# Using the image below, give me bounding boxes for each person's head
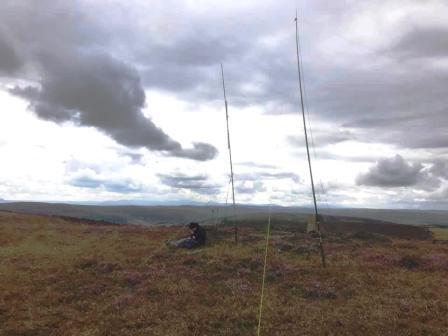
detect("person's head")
[188,222,199,230]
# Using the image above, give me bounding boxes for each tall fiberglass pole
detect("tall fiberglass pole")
[294,13,326,267]
[221,63,238,244]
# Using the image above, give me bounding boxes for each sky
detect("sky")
[0,0,447,209]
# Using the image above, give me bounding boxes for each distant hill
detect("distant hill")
[0,201,446,227]
[0,202,214,225]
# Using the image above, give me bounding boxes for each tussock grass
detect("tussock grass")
[431,227,448,241]
[1,212,448,335]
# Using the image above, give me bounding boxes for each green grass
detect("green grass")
[1,212,448,335]
[431,227,448,240]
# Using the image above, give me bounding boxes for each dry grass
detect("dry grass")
[1,212,448,335]
[431,227,448,241]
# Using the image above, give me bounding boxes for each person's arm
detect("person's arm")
[194,227,205,244]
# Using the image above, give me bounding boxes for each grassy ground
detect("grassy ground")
[1,212,448,335]
[431,227,448,241]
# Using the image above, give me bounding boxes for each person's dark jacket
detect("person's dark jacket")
[190,225,206,245]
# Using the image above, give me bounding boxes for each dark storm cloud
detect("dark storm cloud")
[135,2,448,152]
[140,63,217,94]
[0,0,217,161]
[291,60,446,149]
[169,142,217,161]
[429,160,448,180]
[343,105,448,149]
[307,24,448,150]
[356,155,429,187]
[158,173,220,195]
[123,152,144,164]
[9,54,216,160]
[141,34,249,93]
[70,175,143,193]
[138,2,448,152]
[0,32,23,75]
[388,26,448,60]
[125,2,321,111]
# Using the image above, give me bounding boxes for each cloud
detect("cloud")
[158,173,221,195]
[235,181,266,194]
[429,186,448,201]
[287,128,355,148]
[1,0,448,207]
[0,31,23,75]
[429,160,448,180]
[3,0,447,154]
[388,26,448,60]
[70,175,144,193]
[312,21,448,150]
[356,155,426,187]
[136,2,448,152]
[236,171,300,183]
[1,1,217,161]
[122,152,144,164]
[235,161,278,169]
[168,142,217,161]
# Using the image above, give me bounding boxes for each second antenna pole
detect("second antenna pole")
[221,63,238,244]
[294,13,326,267]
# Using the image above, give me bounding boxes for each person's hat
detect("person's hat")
[188,222,199,229]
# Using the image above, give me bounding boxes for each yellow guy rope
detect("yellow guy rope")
[257,205,272,335]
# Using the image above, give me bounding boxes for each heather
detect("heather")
[1,212,448,335]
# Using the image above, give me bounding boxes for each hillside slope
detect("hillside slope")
[1,212,448,335]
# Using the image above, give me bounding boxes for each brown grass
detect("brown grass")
[1,211,448,335]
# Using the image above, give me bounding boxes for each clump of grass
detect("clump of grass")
[397,255,422,269]
[431,227,448,240]
[302,281,338,300]
[349,231,392,243]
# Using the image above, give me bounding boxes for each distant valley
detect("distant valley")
[0,201,446,227]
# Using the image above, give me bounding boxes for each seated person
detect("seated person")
[167,222,206,249]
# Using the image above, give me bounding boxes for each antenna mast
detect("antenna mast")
[221,63,238,244]
[294,12,326,267]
